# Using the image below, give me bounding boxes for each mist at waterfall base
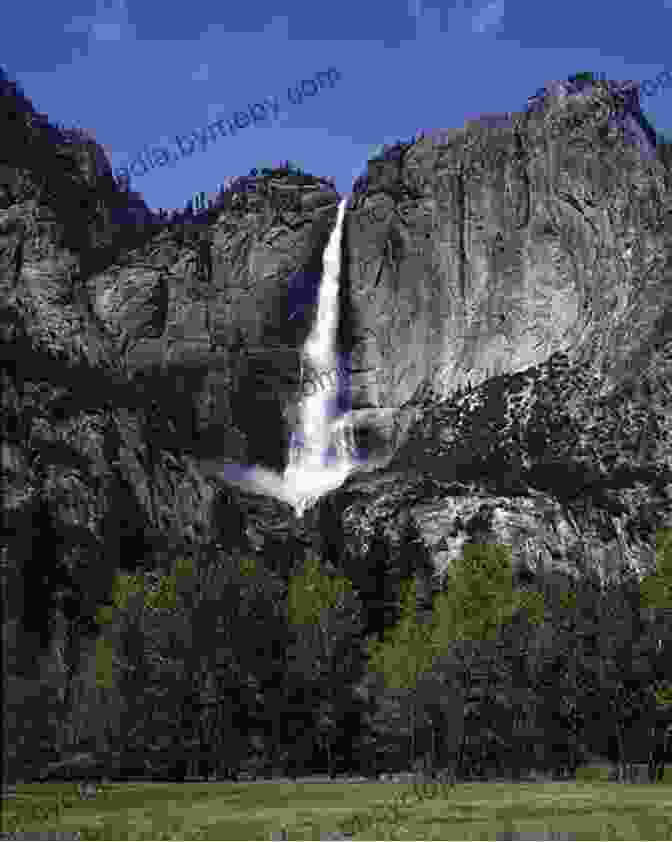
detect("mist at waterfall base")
[213,198,368,518]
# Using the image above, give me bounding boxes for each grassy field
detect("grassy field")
[2,771,672,840]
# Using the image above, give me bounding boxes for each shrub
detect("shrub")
[570,72,595,83]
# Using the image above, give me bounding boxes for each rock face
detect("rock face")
[331,75,671,585]
[333,346,671,587]
[2,67,671,691]
[344,77,668,410]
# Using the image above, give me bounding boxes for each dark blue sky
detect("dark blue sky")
[4,0,671,213]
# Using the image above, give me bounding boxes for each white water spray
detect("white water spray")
[208,197,360,517]
[282,197,358,516]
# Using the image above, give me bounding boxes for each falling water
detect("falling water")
[208,197,361,517]
[282,197,358,516]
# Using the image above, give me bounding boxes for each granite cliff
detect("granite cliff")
[2,69,671,696]
[333,75,671,587]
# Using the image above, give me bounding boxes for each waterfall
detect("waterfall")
[208,197,361,517]
[282,197,359,516]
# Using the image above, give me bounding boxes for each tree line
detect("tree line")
[6,524,672,785]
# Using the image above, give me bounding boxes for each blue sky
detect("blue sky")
[4,0,672,214]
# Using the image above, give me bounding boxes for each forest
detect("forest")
[7,522,672,787]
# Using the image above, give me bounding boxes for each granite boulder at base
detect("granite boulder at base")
[2,72,671,724]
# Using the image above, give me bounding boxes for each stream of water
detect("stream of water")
[211,197,362,517]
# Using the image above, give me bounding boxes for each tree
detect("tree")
[90,563,191,773]
[525,570,603,778]
[541,532,672,785]
[96,551,280,780]
[639,528,672,782]
[570,72,595,83]
[230,553,294,778]
[640,528,672,615]
[598,529,672,783]
[168,550,291,780]
[366,576,436,774]
[422,542,545,784]
[358,523,401,643]
[484,593,548,780]
[286,555,366,777]
[393,517,435,610]
[98,573,155,774]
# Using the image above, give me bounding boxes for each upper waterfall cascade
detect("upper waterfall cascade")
[211,197,362,517]
[283,197,360,517]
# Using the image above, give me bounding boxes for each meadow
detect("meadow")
[3,768,672,840]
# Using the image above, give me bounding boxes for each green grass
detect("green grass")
[3,776,672,840]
